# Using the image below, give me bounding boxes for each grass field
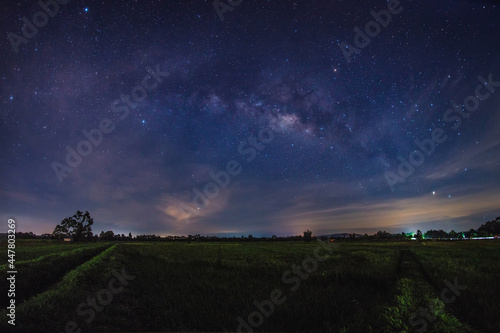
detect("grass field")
[1,240,499,332]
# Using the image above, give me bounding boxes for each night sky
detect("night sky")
[1,0,499,237]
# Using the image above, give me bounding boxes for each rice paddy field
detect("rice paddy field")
[1,239,499,332]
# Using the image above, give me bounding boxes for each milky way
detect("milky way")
[1,0,499,236]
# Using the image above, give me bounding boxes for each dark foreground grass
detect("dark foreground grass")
[410,241,500,332]
[1,240,499,332]
[1,244,121,333]
[383,248,473,332]
[6,239,109,262]
[0,242,112,308]
[104,242,399,332]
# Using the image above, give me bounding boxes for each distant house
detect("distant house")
[63,237,74,242]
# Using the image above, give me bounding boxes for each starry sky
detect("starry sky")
[1,0,499,237]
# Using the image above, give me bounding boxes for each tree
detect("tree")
[478,219,500,236]
[100,230,115,240]
[53,210,94,241]
[467,228,476,238]
[303,230,312,242]
[415,230,423,241]
[424,229,449,239]
[376,230,392,240]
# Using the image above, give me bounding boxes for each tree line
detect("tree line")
[3,211,499,242]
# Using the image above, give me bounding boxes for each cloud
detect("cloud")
[156,185,233,224]
[264,180,500,234]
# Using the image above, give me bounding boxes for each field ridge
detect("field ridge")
[383,248,474,332]
[1,243,114,308]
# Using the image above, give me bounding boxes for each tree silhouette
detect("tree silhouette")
[303,230,312,242]
[478,219,500,236]
[100,230,115,240]
[415,230,423,241]
[53,210,93,242]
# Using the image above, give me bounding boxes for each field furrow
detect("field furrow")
[383,248,475,332]
[1,243,113,308]
[1,240,499,332]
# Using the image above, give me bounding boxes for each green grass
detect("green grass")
[2,239,109,262]
[1,240,498,332]
[0,242,112,307]
[1,244,121,332]
[409,241,500,332]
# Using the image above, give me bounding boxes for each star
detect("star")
[1,0,499,246]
